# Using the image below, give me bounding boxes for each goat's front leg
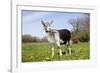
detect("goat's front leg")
[51,46,54,58]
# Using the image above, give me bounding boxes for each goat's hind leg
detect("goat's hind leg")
[58,47,62,57]
[66,41,72,55]
[68,40,72,55]
[56,42,62,57]
[68,46,71,55]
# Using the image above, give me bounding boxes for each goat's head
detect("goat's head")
[41,20,53,32]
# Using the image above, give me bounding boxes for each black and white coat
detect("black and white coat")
[47,29,71,45]
[41,20,71,58]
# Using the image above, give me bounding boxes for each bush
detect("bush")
[22,35,40,43]
[72,32,89,43]
[79,32,89,42]
[72,36,80,43]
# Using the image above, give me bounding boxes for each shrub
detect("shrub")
[79,32,89,42]
[22,35,40,43]
[72,32,89,43]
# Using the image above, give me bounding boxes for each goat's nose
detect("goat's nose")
[46,30,49,32]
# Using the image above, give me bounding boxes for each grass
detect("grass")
[22,42,90,62]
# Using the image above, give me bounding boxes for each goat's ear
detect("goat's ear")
[41,20,45,26]
[49,20,53,25]
[51,20,53,24]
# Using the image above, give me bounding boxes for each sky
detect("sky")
[22,10,84,38]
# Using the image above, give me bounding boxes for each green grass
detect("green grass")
[22,42,90,62]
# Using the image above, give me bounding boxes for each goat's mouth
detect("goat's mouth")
[46,30,49,32]
[46,30,51,32]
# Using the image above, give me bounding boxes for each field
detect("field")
[22,42,90,62]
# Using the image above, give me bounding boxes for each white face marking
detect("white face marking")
[46,26,51,31]
[42,21,52,32]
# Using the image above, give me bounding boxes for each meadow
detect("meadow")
[22,42,90,62]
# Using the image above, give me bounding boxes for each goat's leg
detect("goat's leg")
[65,41,68,55]
[68,46,71,55]
[56,42,62,57]
[68,41,71,55]
[58,47,62,57]
[66,41,71,55]
[51,47,54,58]
[65,46,68,55]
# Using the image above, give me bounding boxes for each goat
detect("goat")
[41,20,71,58]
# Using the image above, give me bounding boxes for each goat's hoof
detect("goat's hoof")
[66,54,68,56]
[51,56,54,59]
[69,53,71,55]
[69,51,72,55]
[46,57,51,61]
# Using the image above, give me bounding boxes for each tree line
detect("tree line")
[22,35,47,43]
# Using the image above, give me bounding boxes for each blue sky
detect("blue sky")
[22,10,84,38]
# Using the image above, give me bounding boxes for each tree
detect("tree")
[68,13,90,42]
[68,14,90,33]
[68,17,82,34]
[80,13,90,33]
